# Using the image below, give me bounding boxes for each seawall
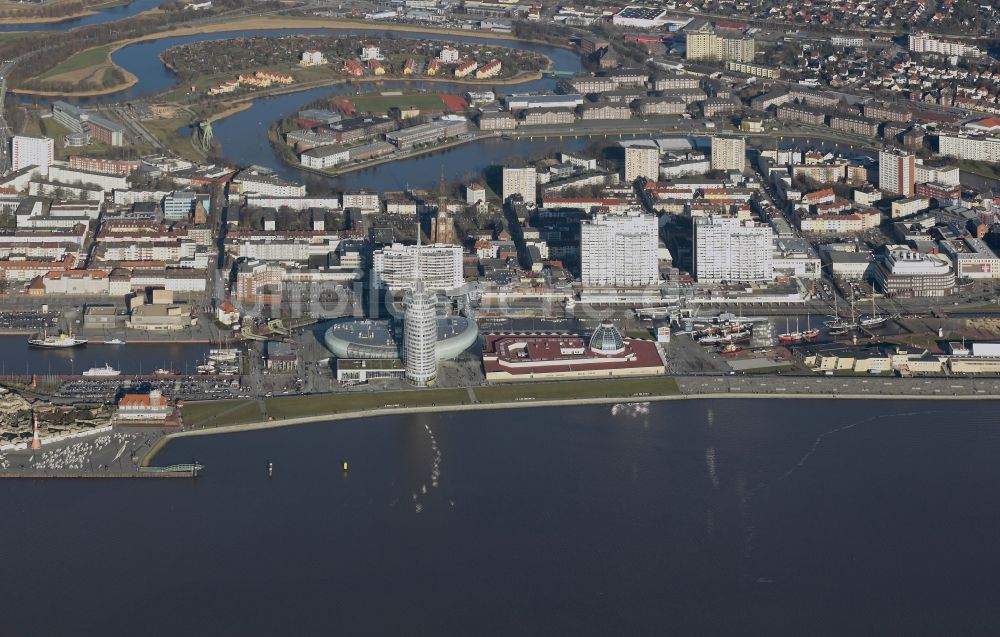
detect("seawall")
[142,391,1000,465]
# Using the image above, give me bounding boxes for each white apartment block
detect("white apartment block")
[938,134,1000,163]
[372,243,465,291]
[438,46,460,63]
[624,146,660,183]
[48,163,129,191]
[580,212,659,287]
[342,192,381,211]
[908,33,981,57]
[502,167,537,204]
[710,137,746,172]
[232,169,306,198]
[915,162,960,187]
[11,136,54,174]
[244,195,340,211]
[234,239,312,262]
[693,216,774,283]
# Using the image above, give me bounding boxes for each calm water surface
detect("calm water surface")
[3,399,1000,635]
[0,0,161,32]
[0,335,210,374]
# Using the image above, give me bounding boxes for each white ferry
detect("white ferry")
[82,364,121,377]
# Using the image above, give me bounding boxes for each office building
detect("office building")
[163,191,203,221]
[403,234,438,386]
[11,136,54,174]
[871,246,955,297]
[693,216,774,283]
[879,148,916,197]
[502,166,537,203]
[710,136,746,172]
[580,212,659,287]
[624,146,660,183]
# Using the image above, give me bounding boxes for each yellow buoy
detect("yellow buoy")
[342,461,349,472]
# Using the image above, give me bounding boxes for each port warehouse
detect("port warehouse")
[797,341,1000,375]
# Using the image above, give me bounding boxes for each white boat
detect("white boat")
[82,364,121,377]
[103,338,126,345]
[28,332,88,348]
[208,348,239,362]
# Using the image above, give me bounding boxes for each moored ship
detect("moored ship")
[28,332,88,348]
[82,364,121,377]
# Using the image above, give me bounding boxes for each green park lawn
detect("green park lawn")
[345,93,449,113]
[183,400,261,427]
[264,388,471,419]
[475,377,680,403]
[38,43,116,80]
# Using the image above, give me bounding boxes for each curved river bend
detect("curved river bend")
[16,27,583,187]
[0,0,162,33]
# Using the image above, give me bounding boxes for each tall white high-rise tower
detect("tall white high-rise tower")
[403,226,438,386]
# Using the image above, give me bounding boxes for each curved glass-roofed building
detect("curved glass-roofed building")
[589,323,626,355]
[323,315,478,361]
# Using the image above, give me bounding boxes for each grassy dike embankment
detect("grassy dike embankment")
[144,378,1000,467]
[143,378,681,464]
[17,15,563,97]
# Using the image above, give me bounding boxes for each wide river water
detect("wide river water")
[3,399,1000,634]
[0,0,161,32]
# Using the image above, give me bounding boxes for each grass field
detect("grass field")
[181,377,680,431]
[475,377,680,403]
[340,93,464,115]
[38,44,115,80]
[265,388,471,420]
[183,400,261,427]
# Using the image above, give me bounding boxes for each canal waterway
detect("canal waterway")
[3,398,1000,634]
[0,0,161,33]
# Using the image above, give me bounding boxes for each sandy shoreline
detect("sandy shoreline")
[141,391,1000,465]
[0,9,97,25]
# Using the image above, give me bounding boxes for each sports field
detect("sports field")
[336,93,467,115]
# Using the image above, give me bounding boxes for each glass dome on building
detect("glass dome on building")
[590,323,626,355]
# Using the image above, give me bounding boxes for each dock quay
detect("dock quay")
[0,464,202,479]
